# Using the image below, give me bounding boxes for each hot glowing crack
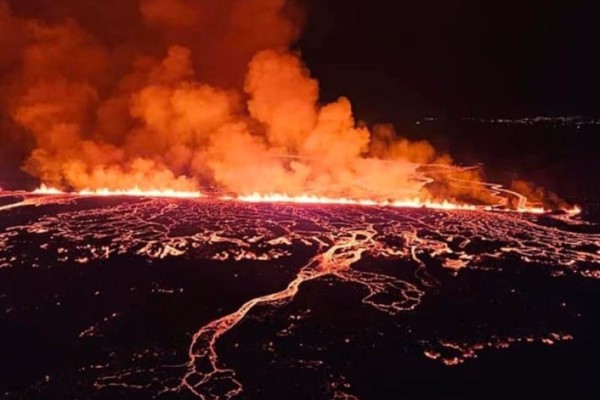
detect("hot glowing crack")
[33,184,202,199]
[30,185,579,215]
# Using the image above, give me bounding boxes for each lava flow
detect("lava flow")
[1,191,598,399]
[172,226,423,399]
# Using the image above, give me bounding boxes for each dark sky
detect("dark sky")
[299,0,600,121]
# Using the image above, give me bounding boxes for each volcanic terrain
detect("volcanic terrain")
[1,191,599,399]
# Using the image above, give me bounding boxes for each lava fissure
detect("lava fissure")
[6,186,583,216]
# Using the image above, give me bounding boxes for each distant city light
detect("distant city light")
[416,116,599,127]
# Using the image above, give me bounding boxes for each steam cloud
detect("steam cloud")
[0,0,560,207]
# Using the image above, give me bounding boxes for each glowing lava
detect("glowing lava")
[235,193,479,210]
[77,187,202,199]
[0,191,598,398]
[233,193,551,214]
[33,184,202,199]
[33,184,65,195]
[29,185,580,215]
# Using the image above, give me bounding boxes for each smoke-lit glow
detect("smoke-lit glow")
[0,0,575,212]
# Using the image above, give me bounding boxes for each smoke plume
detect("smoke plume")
[0,0,556,207]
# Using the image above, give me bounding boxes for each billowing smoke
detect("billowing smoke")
[0,0,558,207]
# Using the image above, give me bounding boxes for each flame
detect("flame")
[33,184,65,195]
[77,187,202,199]
[564,205,582,217]
[33,185,201,199]
[232,193,549,213]
[30,186,577,215]
[515,205,547,214]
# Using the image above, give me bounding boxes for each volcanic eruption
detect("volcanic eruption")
[1,1,599,400]
[0,0,571,211]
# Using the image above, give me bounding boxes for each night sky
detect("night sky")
[299,0,600,121]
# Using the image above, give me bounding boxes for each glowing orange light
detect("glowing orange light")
[33,184,65,195]
[77,187,202,199]
[30,186,578,215]
[232,193,549,213]
[33,185,202,199]
[564,205,582,217]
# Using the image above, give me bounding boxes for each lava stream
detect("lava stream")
[0,194,598,397]
[173,227,424,399]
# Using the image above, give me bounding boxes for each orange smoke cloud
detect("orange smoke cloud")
[510,179,565,210]
[0,0,562,208]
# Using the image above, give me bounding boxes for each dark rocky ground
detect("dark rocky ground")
[0,193,599,399]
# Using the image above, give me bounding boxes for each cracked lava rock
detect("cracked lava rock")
[1,192,600,399]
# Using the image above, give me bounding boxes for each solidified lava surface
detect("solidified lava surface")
[1,192,599,399]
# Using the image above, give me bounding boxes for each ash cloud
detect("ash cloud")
[0,0,556,207]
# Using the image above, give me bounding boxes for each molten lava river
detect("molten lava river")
[0,191,599,399]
